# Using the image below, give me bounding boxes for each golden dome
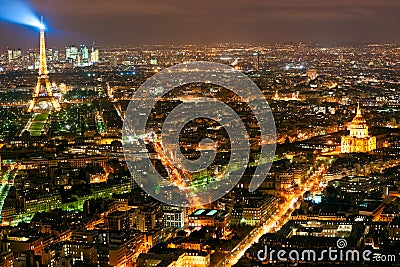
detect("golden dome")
[350,104,367,126]
[351,114,366,125]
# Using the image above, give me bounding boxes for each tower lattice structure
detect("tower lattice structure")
[27,17,61,112]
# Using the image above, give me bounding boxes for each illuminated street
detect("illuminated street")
[219,158,333,266]
[0,164,17,224]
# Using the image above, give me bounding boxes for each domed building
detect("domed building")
[341,105,376,153]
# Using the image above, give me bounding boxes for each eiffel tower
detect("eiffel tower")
[27,17,61,113]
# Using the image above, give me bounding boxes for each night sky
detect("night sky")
[1,0,399,49]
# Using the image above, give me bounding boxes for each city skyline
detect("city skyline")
[0,2,400,267]
[1,0,400,49]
